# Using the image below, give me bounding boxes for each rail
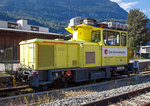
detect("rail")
[81,86,150,106]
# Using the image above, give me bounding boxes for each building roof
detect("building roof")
[141,46,150,48]
[0,27,63,36]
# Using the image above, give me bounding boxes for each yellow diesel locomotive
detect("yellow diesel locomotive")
[17,17,132,87]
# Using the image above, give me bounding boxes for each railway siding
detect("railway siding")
[1,74,150,105]
[42,79,150,106]
[1,59,150,105]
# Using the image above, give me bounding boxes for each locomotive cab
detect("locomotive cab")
[66,17,129,67]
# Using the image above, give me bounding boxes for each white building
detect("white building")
[140,46,150,58]
[140,46,150,54]
[0,19,49,33]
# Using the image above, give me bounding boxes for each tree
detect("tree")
[126,9,150,51]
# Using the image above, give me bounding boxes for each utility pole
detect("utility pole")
[140,41,142,59]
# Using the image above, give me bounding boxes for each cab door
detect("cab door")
[90,30,102,67]
[102,30,127,66]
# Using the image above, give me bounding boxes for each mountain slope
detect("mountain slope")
[0,11,16,21]
[0,0,128,33]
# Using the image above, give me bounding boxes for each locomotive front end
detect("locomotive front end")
[16,40,39,87]
[16,38,79,87]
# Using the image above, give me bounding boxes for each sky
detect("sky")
[110,0,150,18]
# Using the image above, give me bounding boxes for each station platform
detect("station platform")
[0,63,18,72]
[130,59,150,71]
[130,59,150,63]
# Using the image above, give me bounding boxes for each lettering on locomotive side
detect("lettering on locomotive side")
[58,47,65,51]
[102,48,127,56]
[29,47,34,49]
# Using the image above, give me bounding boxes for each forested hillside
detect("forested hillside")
[0,0,128,33]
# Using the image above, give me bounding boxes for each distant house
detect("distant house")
[139,41,150,58]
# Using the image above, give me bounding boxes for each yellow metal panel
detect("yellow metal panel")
[102,47,128,66]
[20,44,35,69]
[83,44,101,67]
[56,44,67,68]
[122,57,127,64]
[78,27,92,42]
[24,44,29,67]
[78,44,84,67]
[68,45,79,67]
[102,57,111,66]
[38,44,54,69]
[20,45,25,66]
[28,44,34,69]
[115,57,127,65]
[66,25,93,42]
[116,57,122,65]
[102,56,127,66]
[20,39,81,70]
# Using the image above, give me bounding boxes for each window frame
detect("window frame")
[103,30,120,46]
[91,30,101,42]
[121,33,127,46]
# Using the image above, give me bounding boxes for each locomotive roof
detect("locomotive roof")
[19,38,99,45]
[66,24,128,34]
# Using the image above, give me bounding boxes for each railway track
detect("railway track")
[110,91,150,106]
[0,85,30,92]
[0,73,150,105]
[81,86,150,106]
[79,70,150,106]
[0,85,32,97]
[0,70,150,98]
[0,75,134,97]
[0,70,150,106]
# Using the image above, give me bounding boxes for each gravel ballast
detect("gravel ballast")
[41,75,150,106]
[1,75,150,106]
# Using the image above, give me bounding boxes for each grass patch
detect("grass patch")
[128,82,136,85]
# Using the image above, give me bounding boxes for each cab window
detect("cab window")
[121,33,126,46]
[103,30,120,46]
[91,30,100,42]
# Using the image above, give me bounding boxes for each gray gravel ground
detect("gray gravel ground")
[40,75,150,106]
[1,75,150,106]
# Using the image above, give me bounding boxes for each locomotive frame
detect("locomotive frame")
[17,19,133,87]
